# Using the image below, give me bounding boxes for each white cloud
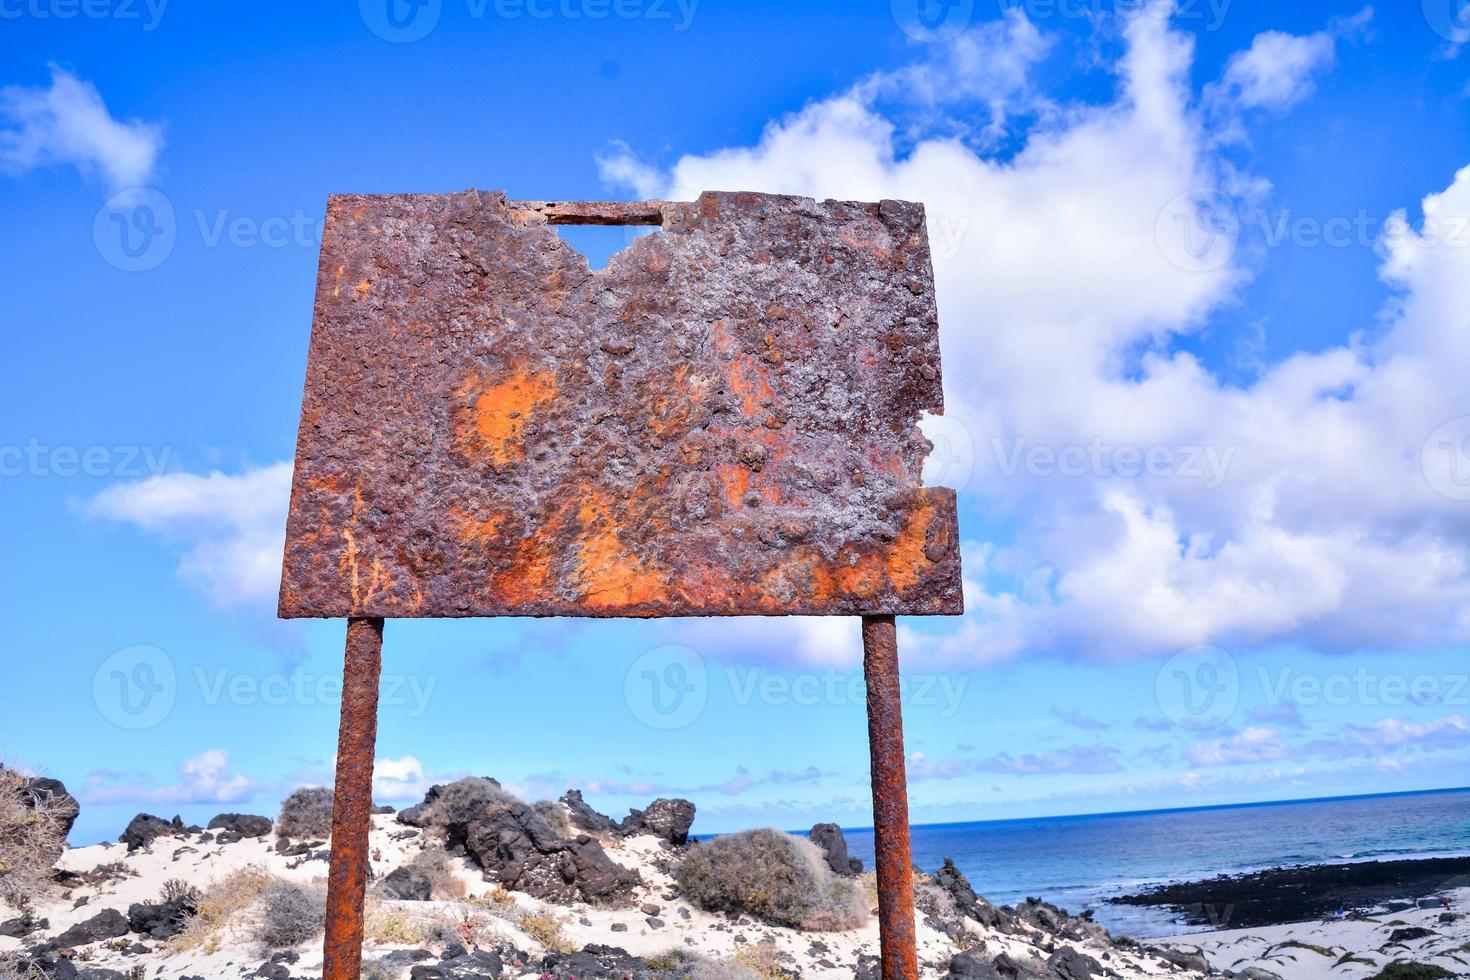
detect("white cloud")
[602,3,1470,667]
[1310,714,1470,758]
[80,749,257,806]
[0,65,163,191]
[1186,726,1289,767]
[1214,9,1370,114]
[84,462,291,612]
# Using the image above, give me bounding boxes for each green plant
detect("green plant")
[673,828,868,931]
[516,910,574,953]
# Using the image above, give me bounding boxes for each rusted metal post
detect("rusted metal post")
[862,614,918,980]
[321,617,383,980]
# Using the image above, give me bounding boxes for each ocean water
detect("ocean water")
[841,788,1470,938]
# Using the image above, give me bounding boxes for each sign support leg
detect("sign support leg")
[322,616,383,980]
[862,613,918,980]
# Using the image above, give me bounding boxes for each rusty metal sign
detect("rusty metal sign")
[278,189,962,619]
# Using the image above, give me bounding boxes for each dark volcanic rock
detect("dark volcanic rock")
[620,798,695,846]
[53,908,129,947]
[946,953,1003,979]
[119,813,184,852]
[381,864,433,901]
[127,896,197,939]
[560,789,618,833]
[1112,856,1470,929]
[539,944,647,979]
[935,857,1014,932]
[462,802,638,905]
[0,913,47,938]
[22,775,81,841]
[809,823,855,876]
[207,813,272,838]
[1046,948,1102,980]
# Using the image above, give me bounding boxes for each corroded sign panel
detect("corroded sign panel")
[279,190,962,618]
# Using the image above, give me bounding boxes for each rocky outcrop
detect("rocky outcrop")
[560,789,618,833]
[538,944,648,979]
[935,857,1014,932]
[809,822,859,876]
[53,908,129,947]
[22,776,80,841]
[120,813,187,852]
[619,797,695,846]
[127,896,197,939]
[207,813,272,839]
[462,801,638,906]
[380,864,433,901]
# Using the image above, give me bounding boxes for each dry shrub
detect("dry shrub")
[0,768,68,912]
[733,942,799,980]
[417,778,515,832]
[364,895,428,946]
[254,878,327,949]
[686,960,765,980]
[515,910,573,953]
[673,829,868,931]
[422,905,496,950]
[161,877,202,905]
[277,786,334,839]
[409,847,466,901]
[166,865,273,953]
[531,800,571,836]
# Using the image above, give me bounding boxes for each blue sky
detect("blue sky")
[3,0,1470,846]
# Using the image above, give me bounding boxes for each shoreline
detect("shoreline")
[1109,855,1470,931]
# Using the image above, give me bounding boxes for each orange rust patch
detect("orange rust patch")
[810,499,938,602]
[573,491,666,609]
[455,363,557,467]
